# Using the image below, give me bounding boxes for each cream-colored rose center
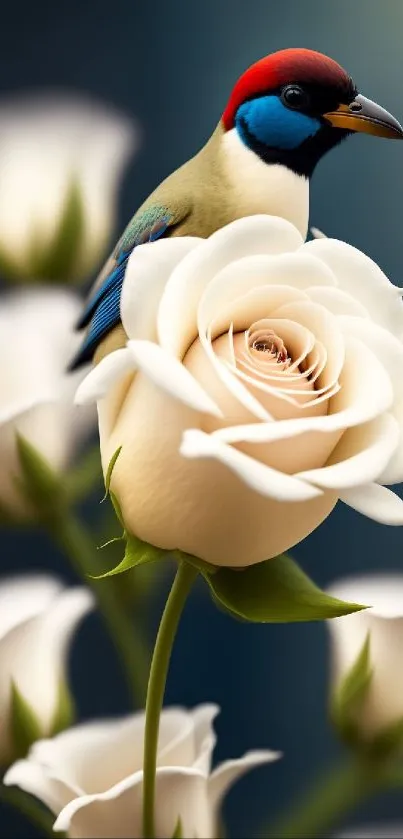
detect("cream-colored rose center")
[184,314,335,427]
[249,327,289,363]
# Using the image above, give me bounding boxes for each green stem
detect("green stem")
[142,561,198,839]
[0,785,61,837]
[47,509,149,706]
[267,759,383,838]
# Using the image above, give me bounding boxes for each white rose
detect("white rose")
[0,288,95,516]
[0,574,93,765]
[327,575,403,737]
[4,704,278,838]
[77,215,403,567]
[0,95,136,281]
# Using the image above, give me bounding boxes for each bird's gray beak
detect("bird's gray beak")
[324,94,403,139]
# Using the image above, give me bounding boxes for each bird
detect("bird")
[70,47,403,370]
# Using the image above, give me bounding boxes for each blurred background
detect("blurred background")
[1,0,403,835]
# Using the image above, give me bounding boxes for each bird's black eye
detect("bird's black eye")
[281,84,310,111]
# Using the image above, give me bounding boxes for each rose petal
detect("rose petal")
[53,767,212,839]
[197,248,336,339]
[0,575,62,641]
[379,398,403,485]
[3,760,74,816]
[180,429,322,501]
[209,749,280,810]
[297,414,399,489]
[126,340,222,418]
[273,299,344,391]
[158,215,303,358]
[190,705,220,775]
[306,286,370,318]
[204,284,308,341]
[334,319,403,486]
[213,335,393,445]
[337,316,403,400]
[75,348,134,405]
[0,588,93,735]
[100,367,337,565]
[0,290,95,470]
[32,708,204,796]
[185,331,273,422]
[304,238,403,338]
[340,484,403,524]
[121,238,201,341]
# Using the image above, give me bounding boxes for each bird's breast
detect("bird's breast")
[220,128,309,239]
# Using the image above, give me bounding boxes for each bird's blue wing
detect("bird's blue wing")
[70,206,173,370]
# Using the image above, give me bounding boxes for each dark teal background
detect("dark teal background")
[1,0,403,835]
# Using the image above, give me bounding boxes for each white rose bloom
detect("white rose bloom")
[4,704,278,838]
[327,575,403,737]
[0,288,95,515]
[76,215,403,567]
[0,574,93,765]
[0,95,136,281]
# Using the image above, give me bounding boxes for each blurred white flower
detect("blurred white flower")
[0,574,93,765]
[327,575,403,738]
[4,704,278,838]
[0,288,95,516]
[0,94,137,282]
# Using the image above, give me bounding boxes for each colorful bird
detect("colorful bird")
[71,47,403,370]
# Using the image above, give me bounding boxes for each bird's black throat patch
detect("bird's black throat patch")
[239,115,352,178]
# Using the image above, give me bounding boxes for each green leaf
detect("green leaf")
[92,532,166,579]
[192,553,367,623]
[171,817,183,838]
[29,181,85,284]
[50,681,76,736]
[15,434,65,513]
[11,682,43,758]
[102,446,122,500]
[331,635,373,740]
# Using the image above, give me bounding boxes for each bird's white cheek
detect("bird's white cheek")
[99,373,336,567]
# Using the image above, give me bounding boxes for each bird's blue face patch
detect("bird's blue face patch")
[235,95,321,151]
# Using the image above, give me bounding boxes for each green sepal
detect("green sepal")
[28,181,85,284]
[15,434,66,515]
[102,446,122,500]
[10,682,43,758]
[92,532,165,579]
[185,552,366,623]
[175,550,218,577]
[0,247,26,285]
[330,634,373,741]
[50,680,76,736]
[109,491,125,529]
[171,817,183,838]
[368,716,403,761]
[331,635,373,745]
[330,638,403,760]
[64,445,103,504]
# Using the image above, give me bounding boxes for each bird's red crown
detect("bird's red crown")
[222,48,353,130]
